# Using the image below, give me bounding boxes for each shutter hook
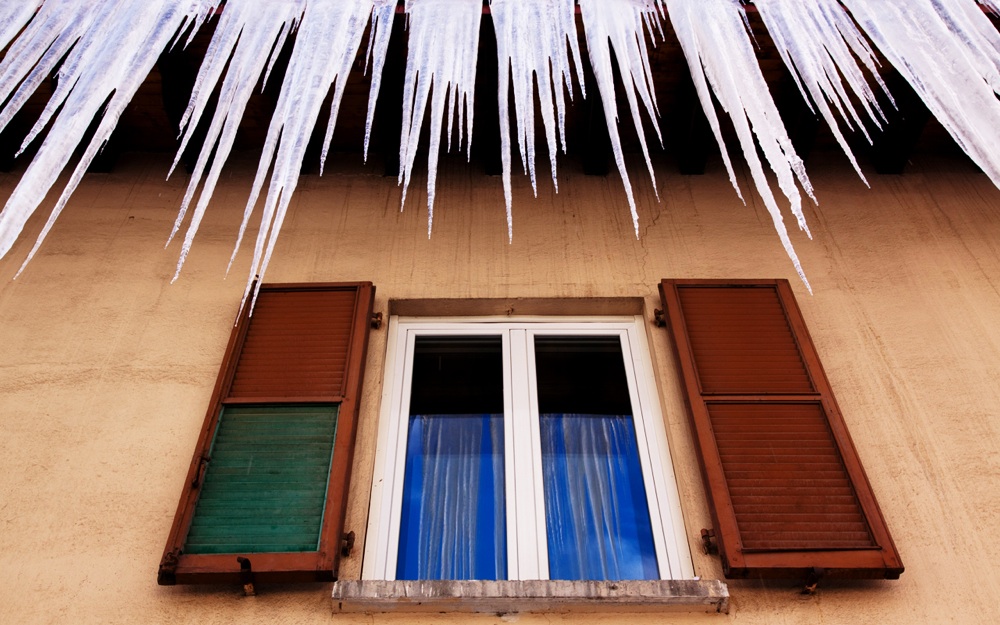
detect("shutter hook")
[700,528,718,555]
[341,531,356,558]
[802,568,825,595]
[237,557,256,596]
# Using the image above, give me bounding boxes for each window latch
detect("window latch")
[653,308,666,327]
[371,312,383,329]
[701,528,718,555]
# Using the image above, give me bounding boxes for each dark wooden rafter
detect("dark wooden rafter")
[868,71,931,175]
[671,72,714,176]
[157,46,211,174]
[776,71,820,165]
[579,45,611,177]
[376,11,406,177]
[474,13,503,177]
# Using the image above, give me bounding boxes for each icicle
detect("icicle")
[166,0,305,281]
[753,0,892,185]
[577,0,664,238]
[397,0,482,237]
[0,0,218,270]
[841,0,1000,192]
[220,0,385,310]
[666,0,813,291]
[491,0,583,241]
[0,4,38,53]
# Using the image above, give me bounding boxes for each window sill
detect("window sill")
[332,580,729,614]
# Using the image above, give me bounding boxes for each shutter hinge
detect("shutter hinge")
[701,528,718,555]
[341,531,356,558]
[157,548,181,585]
[237,556,256,596]
[191,455,210,488]
[653,308,666,327]
[370,312,383,329]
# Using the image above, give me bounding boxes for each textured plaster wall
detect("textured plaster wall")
[1,150,999,624]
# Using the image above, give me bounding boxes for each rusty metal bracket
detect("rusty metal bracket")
[370,312,383,329]
[701,528,718,555]
[653,308,667,328]
[237,557,256,596]
[157,548,181,585]
[341,531,356,558]
[802,567,825,595]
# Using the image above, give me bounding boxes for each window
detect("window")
[158,283,375,585]
[659,279,903,580]
[363,316,694,581]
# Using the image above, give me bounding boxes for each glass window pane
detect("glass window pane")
[535,336,658,580]
[397,337,506,580]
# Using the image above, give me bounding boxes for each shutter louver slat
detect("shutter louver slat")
[184,404,338,555]
[228,289,358,399]
[677,286,814,395]
[660,279,903,580]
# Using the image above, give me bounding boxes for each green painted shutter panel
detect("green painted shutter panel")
[184,405,339,554]
[660,279,903,580]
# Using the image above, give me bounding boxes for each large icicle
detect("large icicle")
[166,0,305,281]
[577,0,664,237]
[224,0,391,308]
[667,0,813,291]
[491,0,584,241]
[0,0,217,268]
[753,0,891,184]
[398,0,482,236]
[841,0,1000,191]
[168,0,395,287]
[0,4,38,52]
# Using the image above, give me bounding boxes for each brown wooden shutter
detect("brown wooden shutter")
[659,279,903,580]
[158,282,375,585]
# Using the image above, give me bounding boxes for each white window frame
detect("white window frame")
[363,315,694,581]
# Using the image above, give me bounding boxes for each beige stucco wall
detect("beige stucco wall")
[1,149,999,624]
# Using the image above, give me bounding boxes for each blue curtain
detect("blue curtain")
[541,413,659,580]
[397,414,506,580]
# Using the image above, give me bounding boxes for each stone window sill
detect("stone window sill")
[332,579,729,614]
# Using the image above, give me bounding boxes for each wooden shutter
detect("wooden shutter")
[158,283,375,585]
[659,279,903,580]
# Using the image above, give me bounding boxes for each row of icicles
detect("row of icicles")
[1,0,1000,304]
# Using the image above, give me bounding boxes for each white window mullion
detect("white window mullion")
[500,330,519,579]
[625,318,696,579]
[366,326,419,579]
[618,327,674,579]
[523,331,550,580]
[509,328,545,579]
